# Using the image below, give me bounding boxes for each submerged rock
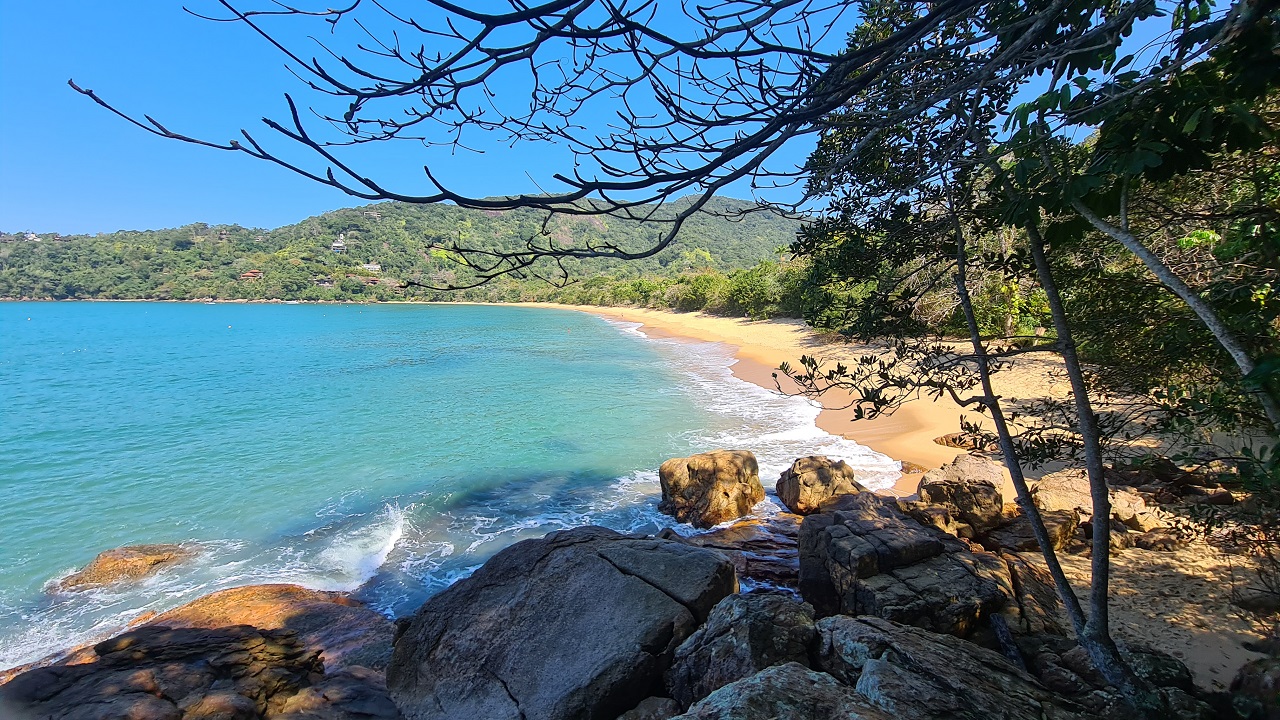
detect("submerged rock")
[669,662,891,720]
[386,526,736,720]
[666,592,816,708]
[659,450,765,528]
[52,543,197,592]
[775,456,867,515]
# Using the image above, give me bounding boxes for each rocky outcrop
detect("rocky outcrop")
[916,454,1006,535]
[386,526,736,720]
[775,456,867,515]
[669,662,892,720]
[665,592,816,708]
[0,624,398,720]
[659,450,764,528]
[798,493,1017,636]
[662,514,801,588]
[52,543,197,592]
[815,615,1090,720]
[149,583,396,672]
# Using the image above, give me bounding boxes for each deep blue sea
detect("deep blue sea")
[0,302,899,668]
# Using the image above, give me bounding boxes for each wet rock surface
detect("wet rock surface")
[659,450,765,529]
[386,526,736,720]
[52,544,198,593]
[662,513,801,588]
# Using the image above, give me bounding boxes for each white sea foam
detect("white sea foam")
[604,318,902,492]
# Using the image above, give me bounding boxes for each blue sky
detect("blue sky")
[1,1,366,233]
[0,1,826,235]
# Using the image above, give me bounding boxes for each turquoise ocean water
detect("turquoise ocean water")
[0,302,899,669]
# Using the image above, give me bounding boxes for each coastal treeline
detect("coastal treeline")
[0,196,803,316]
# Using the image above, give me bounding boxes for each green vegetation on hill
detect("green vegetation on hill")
[0,197,805,317]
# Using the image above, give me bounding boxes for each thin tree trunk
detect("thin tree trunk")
[947,200,1089,634]
[1069,198,1280,430]
[1026,222,1155,708]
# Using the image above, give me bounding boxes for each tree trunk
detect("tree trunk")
[1026,221,1157,710]
[947,202,1089,634]
[1069,198,1280,430]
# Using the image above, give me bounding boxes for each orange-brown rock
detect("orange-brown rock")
[775,456,867,515]
[149,583,395,672]
[52,543,197,592]
[659,450,764,529]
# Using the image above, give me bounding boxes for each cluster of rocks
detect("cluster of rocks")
[4,448,1272,720]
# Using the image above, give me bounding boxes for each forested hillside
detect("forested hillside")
[0,197,802,314]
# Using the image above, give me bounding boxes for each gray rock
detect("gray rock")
[386,526,737,720]
[850,550,1013,637]
[799,493,946,616]
[669,663,892,720]
[799,493,1013,636]
[775,456,867,515]
[665,592,816,708]
[917,454,1006,534]
[659,450,765,529]
[1001,553,1067,636]
[815,615,1090,719]
[617,697,681,720]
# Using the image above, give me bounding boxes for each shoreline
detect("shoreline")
[514,303,971,498]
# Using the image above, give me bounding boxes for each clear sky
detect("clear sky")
[0,1,826,236]
[1,1,373,234]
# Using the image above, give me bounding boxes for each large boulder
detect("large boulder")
[815,615,1090,720]
[1033,469,1160,530]
[659,450,764,528]
[0,624,399,720]
[661,513,801,588]
[665,592,816,708]
[385,526,736,720]
[799,493,946,617]
[149,583,396,672]
[916,454,1005,535]
[669,662,892,720]
[775,456,867,515]
[52,543,197,592]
